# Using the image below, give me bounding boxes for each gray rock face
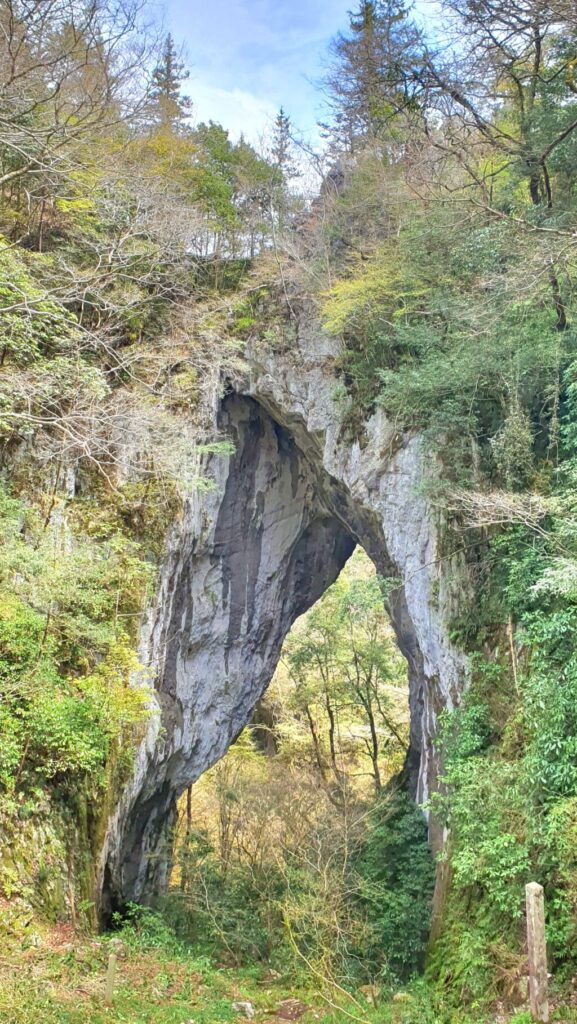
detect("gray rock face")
[99,319,469,914]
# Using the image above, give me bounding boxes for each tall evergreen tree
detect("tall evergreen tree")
[269,108,300,229]
[148,34,192,132]
[324,0,422,150]
[270,108,297,177]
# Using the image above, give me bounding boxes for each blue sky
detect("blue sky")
[164,0,353,143]
[164,0,438,145]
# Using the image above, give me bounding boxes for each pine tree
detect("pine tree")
[324,0,422,150]
[148,34,192,133]
[271,108,298,178]
[268,108,300,230]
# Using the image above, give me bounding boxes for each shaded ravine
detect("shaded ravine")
[99,326,469,918]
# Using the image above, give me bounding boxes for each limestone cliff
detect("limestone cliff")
[99,311,470,915]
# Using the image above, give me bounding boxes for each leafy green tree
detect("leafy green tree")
[427,0,577,211]
[0,0,150,243]
[283,551,407,801]
[0,484,152,793]
[355,792,435,980]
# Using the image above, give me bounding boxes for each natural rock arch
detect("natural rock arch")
[99,336,468,918]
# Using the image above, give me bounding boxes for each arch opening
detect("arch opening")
[164,548,434,979]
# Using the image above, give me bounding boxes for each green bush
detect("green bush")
[168,832,289,965]
[354,792,435,982]
[112,902,187,955]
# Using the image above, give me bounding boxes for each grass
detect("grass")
[2,911,577,1024]
[0,917,371,1024]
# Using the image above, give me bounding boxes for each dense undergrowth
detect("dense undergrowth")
[0,907,491,1024]
[2,904,577,1024]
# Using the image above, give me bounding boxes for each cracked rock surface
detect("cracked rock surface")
[99,320,469,913]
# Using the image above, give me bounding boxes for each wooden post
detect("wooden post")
[526,882,549,1023]
[104,951,117,1007]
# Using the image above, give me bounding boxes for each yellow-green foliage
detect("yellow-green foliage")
[0,240,79,363]
[0,483,153,796]
[321,247,429,336]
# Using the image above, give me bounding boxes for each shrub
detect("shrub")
[354,792,435,982]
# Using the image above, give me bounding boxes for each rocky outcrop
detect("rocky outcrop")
[99,314,469,915]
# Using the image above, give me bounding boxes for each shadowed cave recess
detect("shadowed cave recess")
[99,390,458,922]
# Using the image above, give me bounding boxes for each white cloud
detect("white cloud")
[189,81,277,144]
[167,0,352,139]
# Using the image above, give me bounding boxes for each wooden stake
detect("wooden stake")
[104,951,117,1007]
[526,882,549,1022]
[507,613,519,694]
